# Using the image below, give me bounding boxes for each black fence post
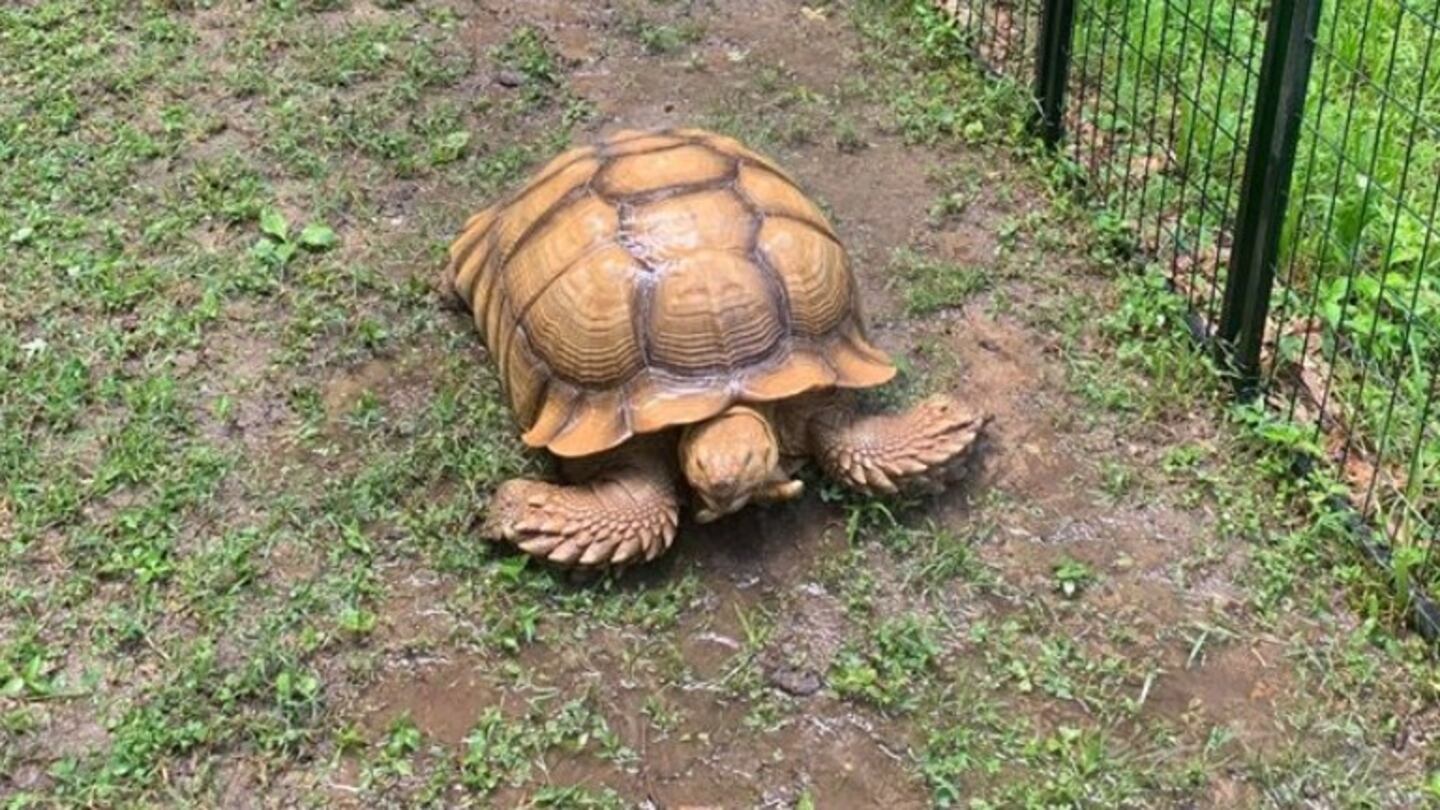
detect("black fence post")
[1033,0,1078,147]
[1217,0,1324,396]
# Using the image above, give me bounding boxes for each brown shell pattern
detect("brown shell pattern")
[449,128,895,458]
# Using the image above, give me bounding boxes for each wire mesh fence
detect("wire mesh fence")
[1271,0,1440,616]
[937,0,1042,76]
[936,0,1440,635]
[1070,0,1264,330]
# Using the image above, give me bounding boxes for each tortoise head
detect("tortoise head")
[679,405,804,523]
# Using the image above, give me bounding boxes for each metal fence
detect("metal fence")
[937,0,1440,636]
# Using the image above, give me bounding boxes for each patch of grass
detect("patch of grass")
[0,0,604,802]
[456,699,634,797]
[850,0,1032,146]
[914,684,1201,807]
[1,628,63,700]
[1057,266,1222,422]
[619,8,706,55]
[701,62,834,153]
[527,785,629,809]
[890,248,992,315]
[908,522,996,591]
[830,615,942,712]
[493,26,562,88]
[1077,245,1440,633]
[926,163,981,224]
[833,115,868,153]
[1051,557,1096,599]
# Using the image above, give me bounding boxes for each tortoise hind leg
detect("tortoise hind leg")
[806,394,989,495]
[480,448,680,567]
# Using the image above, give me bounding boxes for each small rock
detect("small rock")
[766,664,822,697]
[11,764,45,790]
[174,351,199,374]
[495,70,525,88]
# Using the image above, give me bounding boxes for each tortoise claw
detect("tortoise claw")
[811,394,989,496]
[480,467,679,569]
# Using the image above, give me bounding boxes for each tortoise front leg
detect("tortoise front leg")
[806,394,989,495]
[480,448,680,567]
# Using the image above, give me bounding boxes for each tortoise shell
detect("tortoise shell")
[448,127,895,458]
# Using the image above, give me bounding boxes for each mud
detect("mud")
[361,654,504,746]
[1145,640,1288,742]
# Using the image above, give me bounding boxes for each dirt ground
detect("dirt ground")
[3,0,1438,807]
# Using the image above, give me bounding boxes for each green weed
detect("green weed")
[830,615,942,712]
[890,248,992,315]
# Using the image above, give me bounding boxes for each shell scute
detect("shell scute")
[646,250,785,373]
[595,143,734,198]
[736,163,837,239]
[503,195,618,316]
[525,245,646,386]
[623,189,752,267]
[494,156,600,262]
[757,216,852,337]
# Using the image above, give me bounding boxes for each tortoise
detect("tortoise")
[446,127,988,567]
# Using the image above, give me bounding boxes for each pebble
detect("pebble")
[766,664,822,697]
